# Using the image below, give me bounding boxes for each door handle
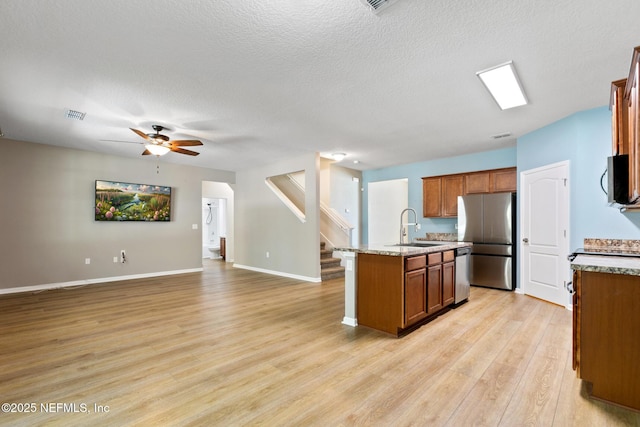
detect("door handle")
[523,238,529,243]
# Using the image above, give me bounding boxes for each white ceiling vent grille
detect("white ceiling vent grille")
[491,132,512,140]
[359,0,400,14]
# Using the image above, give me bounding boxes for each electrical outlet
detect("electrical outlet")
[85,258,91,265]
[120,250,126,263]
[113,256,118,263]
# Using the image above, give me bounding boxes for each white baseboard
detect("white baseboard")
[342,317,358,327]
[233,264,321,283]
[0,268,204,295]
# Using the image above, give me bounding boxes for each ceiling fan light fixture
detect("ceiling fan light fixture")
[145,144,170,156]
[332,153,346,162]
[476,61,528,110]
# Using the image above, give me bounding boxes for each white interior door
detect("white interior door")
[521,161,570,308]
[368,179,408,245]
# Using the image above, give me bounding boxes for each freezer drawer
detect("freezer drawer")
[469,254,513,290]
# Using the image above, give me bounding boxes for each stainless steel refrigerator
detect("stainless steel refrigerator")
[457,192,516,291]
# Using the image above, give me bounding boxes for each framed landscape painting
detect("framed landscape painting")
[95,180,172,222]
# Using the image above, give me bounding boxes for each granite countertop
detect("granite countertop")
[571,254,640,276]
[335,241,472,257]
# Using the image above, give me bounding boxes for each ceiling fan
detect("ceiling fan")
[129,125,203,156]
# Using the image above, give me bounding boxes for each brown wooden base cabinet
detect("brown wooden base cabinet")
[357,250,455,336]
[572,270,640,411]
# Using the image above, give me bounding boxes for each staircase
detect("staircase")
[320,242,345,281]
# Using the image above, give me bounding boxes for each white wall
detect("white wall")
[330,164,362,246]
[0,139,234,291]
[368,178,408,245]
[518,106,640,251]
[234,152,321,281]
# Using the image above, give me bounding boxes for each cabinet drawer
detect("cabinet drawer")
[443,250,454,262]
[427,252,442,265]
[405,255,426,271]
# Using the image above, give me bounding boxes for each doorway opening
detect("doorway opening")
[202,181,234,262]
[202,198,227,259]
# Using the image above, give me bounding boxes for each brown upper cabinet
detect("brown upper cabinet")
[443,175,464,217]
[491,168,517,192]
[610,46,640,203]
[422,167,516,217]
[611,78,628,156]
[464,171,490,194]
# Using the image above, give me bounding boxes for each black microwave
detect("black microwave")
[608,154,629,204]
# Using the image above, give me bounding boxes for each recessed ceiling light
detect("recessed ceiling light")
[65,109,86,120]
[476,61,527,110]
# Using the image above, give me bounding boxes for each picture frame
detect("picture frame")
[95,180,172,222]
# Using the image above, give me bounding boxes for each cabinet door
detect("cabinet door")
[442,175,464,217]
[491,168,517,193]
[628,47,640,201]
[427,264,443,314]
[405,268,427,326]
[611,79,628,156]
[464,172,490,194]
[572,270,580,373]
[442,261,455,306]
[422,177,442,217]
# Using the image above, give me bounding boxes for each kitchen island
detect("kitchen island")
[336,241,472,337]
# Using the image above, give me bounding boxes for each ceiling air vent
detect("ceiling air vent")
[491,132,512,140]
[359,0,400,14]
[65,109,86,121]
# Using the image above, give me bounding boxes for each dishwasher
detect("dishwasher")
[454,247,471,304]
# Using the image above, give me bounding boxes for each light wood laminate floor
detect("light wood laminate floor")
[1,260,638,426]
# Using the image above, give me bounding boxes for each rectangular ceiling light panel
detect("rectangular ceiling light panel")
[476,61,528,110]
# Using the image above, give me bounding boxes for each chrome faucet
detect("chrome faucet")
[400,208,420,244]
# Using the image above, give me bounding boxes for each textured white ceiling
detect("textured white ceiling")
[1,0,639,171]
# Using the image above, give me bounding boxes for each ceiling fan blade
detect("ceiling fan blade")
[169,139,203,146]
[171,147,200,156]
[130,128,151,141]
[142,149,153,155]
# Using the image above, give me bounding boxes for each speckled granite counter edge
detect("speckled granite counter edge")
[335,241,472,257]
[571,254,640,276]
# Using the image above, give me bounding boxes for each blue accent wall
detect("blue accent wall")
[517,106,640,252]
[362,105,640,248]
[362,147,517,243]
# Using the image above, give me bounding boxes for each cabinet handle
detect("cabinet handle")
[565,281,574,294]
[522,238,529,243]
